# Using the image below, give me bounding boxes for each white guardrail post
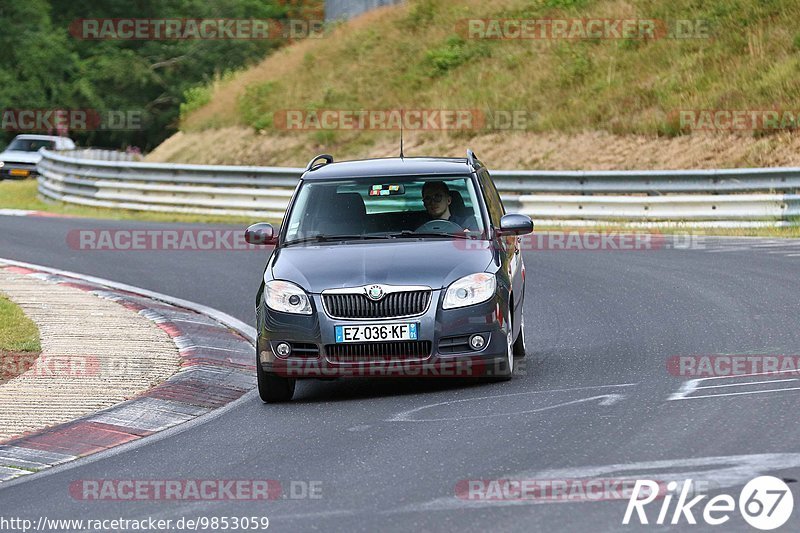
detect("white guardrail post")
[36,149,800,225]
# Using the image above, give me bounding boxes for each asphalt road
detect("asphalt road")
[1,214,799,532]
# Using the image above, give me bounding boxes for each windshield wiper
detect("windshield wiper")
[385,230,470,240]
[283,234,390,246]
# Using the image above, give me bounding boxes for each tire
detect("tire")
[257,360,296,403]
[488,305,515,382]
[513,304,527,358]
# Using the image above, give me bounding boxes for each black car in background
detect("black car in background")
[245,151,534,402]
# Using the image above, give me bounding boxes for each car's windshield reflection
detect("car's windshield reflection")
[282,176,486,244]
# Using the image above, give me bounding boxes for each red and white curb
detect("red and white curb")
[0,209,75,218]
[0,259,256,483]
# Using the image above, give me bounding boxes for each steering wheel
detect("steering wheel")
[415,219,463,233]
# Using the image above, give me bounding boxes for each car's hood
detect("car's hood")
[270,239,495,293]
[0,151,41,164]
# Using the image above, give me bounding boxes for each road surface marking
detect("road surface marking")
[669,370,800,401]
[394,453,800,510]
[695,378,797,390]
[387,383,635,422]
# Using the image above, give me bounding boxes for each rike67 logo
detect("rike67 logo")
[624,477,794,530]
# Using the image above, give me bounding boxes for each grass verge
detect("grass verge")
[0,179,271,225]
[0,294,40,353]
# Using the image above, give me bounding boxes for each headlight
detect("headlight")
[264,280,312,314]
[443,273,496,309]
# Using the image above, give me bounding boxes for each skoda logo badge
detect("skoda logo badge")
[366,285,384,301]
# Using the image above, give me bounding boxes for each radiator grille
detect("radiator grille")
[323,291,430,319]
[326,341,432,362]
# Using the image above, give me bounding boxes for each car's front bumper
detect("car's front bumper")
[257,289,511,379]
[0,162,37,179]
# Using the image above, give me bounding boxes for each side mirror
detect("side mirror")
[497,214,533,236]
[245,222,277,245]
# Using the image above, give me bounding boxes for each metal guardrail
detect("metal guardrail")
[68,149,143,162]
[37,150,299,218]
[491,168,800,194]
[36,149,800,224]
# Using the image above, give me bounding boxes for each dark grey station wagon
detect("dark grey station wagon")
[245,150,533,402]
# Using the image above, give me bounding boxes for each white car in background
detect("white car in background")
[0,134,75,180]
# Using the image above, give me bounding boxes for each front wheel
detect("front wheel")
[257,361,296,403]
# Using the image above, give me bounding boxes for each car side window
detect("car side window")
[479,170,504,228]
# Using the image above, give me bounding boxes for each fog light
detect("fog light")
[275,342,291,357]
[469,334,486,351]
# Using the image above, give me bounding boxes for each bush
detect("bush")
[424,36,491,77]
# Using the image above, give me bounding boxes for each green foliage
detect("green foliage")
[424,35,491,76]
[169,0,800,142]
[544,0,590,9]
[0,295,40,353]
[313,130,337,145]
[180,85,213,120]
[398,0,437,32]
[554,43,594,87]
[238,81,279,131]
[0,0,318,151]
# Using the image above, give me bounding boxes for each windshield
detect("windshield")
[283,176,486,244]
[6,138,55,152]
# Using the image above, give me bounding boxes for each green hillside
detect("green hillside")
[182,0,800,140]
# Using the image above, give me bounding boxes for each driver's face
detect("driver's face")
[423,187,450,218]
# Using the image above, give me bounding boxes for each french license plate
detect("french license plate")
[335,323,418,343]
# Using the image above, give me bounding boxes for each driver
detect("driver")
[422,181,477,230]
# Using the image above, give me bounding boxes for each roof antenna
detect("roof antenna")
[399,110,404,158]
